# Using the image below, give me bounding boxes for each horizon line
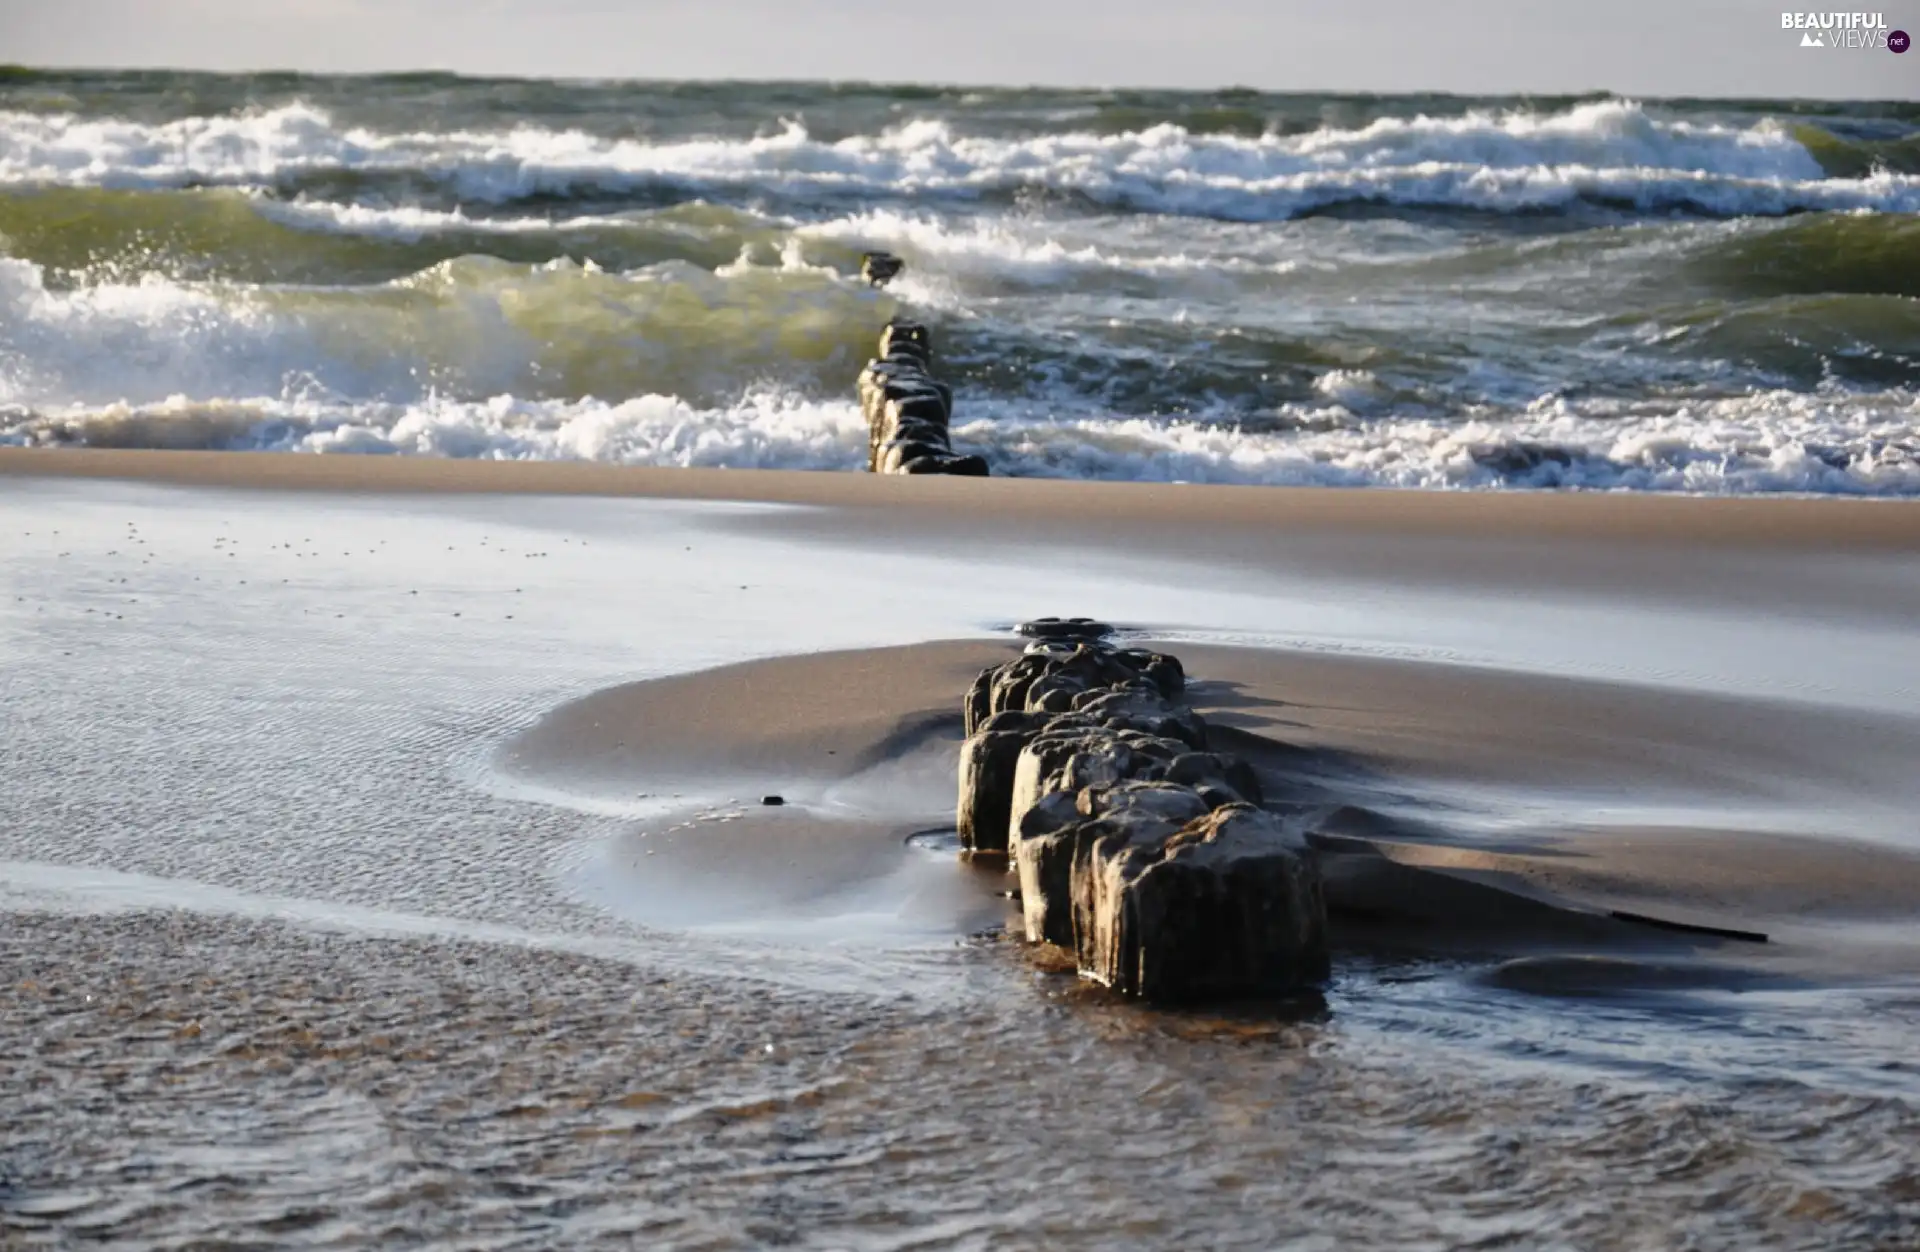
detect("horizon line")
[0,63,1909,108]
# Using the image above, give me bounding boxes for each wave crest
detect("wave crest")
[3,99,1913,220]
[0,252,895,410]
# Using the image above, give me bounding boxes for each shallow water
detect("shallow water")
[4,480,1920,1246]
[3,72,1920,491]
[12,911,1918,1251]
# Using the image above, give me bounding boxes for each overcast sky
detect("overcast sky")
[3,0,1914,98]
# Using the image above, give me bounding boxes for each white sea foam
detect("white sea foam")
[1312,369,1388,411]
[4,99,1914,219]
[9,377,1920,496]
[248,197,791,243]
[0,388,867,468]
[958,388,1920,493]
[796,209,1302,290]
[250,199,607,239]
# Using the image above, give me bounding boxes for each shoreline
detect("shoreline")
[10,446,1920,551]
[8,465,1920,999]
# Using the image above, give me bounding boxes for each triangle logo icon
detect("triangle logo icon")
[1800,30,1825,45]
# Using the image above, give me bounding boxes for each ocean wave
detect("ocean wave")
[1641,291,1920,389]
[3,99,1915,220]
[0,186,1309,298]
[0,390,869,466]
[1688,211,1920,300]
[0,253,896,410]
[1792,123,1920,179]
[12,185,1918,318]
[14,184,1918,327]
[8,383,1920,496]
[6,228,1917,460]
[0,187,814,284]
[796,209,1304,295]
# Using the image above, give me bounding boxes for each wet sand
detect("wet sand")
[5,448,1920,1247]
[502,636,1920,973]
[11,445,1920,547]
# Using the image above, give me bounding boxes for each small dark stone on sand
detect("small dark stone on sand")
[761,795,786,806]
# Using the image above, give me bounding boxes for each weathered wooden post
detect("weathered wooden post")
[857,319,989,477]
[955,623,1328,1002]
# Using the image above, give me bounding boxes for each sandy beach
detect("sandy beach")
[4,447,1920,1246]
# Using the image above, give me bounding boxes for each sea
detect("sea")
[2,69,1919,492]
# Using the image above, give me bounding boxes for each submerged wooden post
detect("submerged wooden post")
[860,250,905,287]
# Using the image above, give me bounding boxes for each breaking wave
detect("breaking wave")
[4,99,1916,220]
[9,382,1920,496]
[0,253,894,410]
